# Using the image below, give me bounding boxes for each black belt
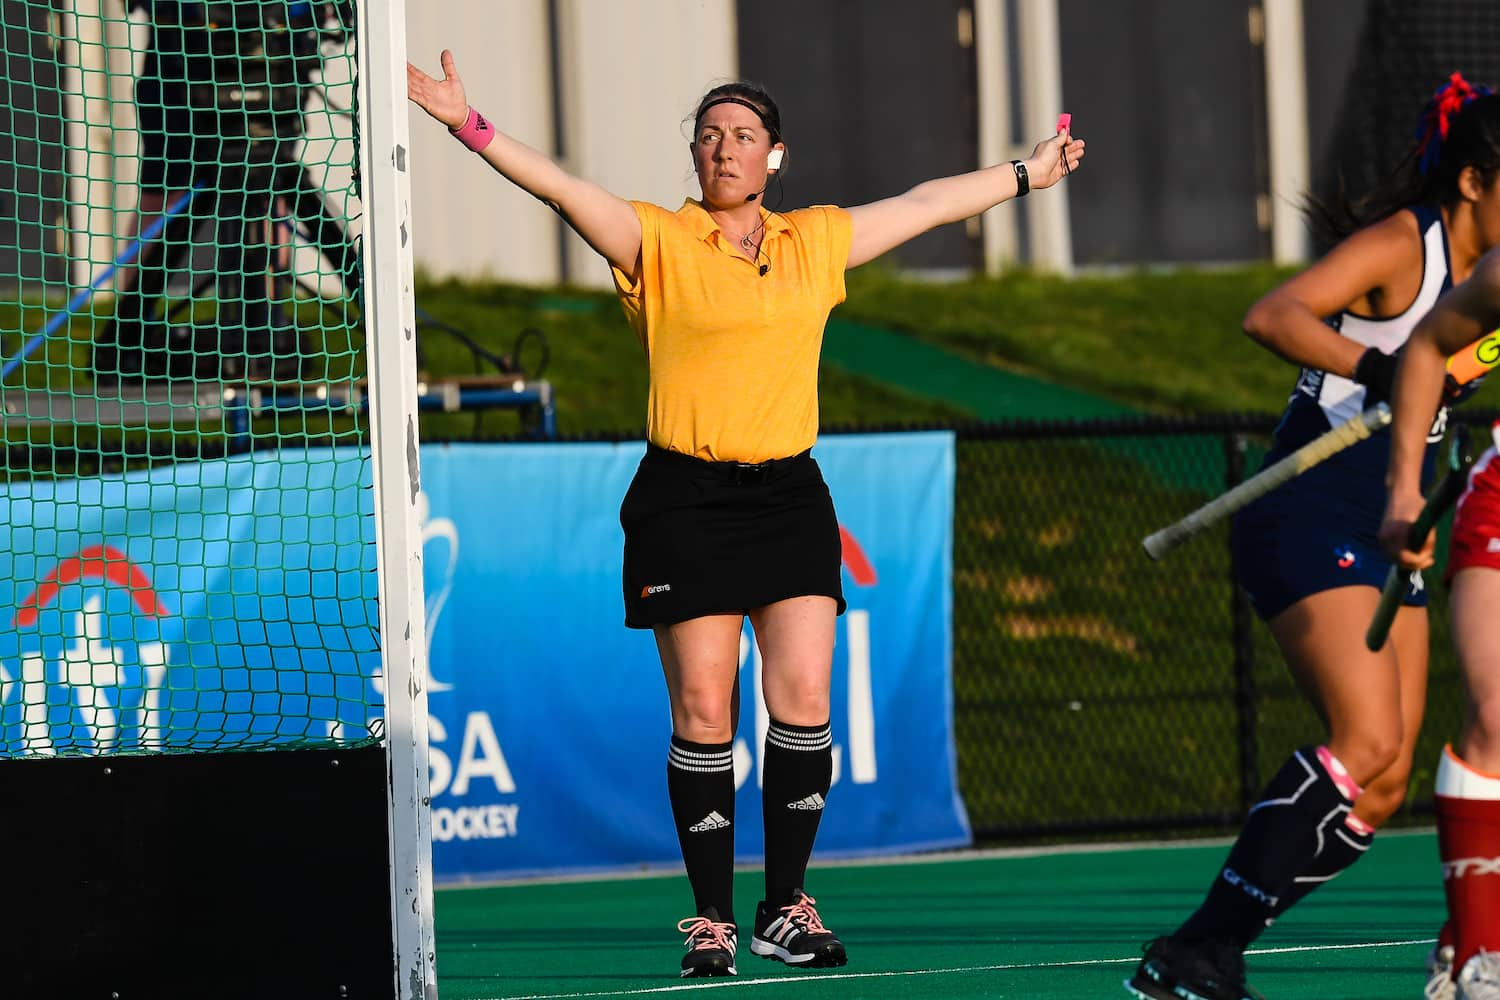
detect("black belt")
[646,444,809,486]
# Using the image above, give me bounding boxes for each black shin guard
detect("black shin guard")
[761,719,833,908]
[1271,812,1373,917]
[1178,747,1354,948]
[667,736,736,923]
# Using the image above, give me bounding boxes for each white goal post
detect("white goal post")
[357,0,438,992]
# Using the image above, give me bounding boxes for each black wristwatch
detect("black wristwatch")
[1011,159,1030,197]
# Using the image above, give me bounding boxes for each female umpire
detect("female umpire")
[1127,74,1500,1000]
[409,50,1082,979]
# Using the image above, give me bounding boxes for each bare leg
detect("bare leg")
[656,613,743,742]
[1172,586,1408,951]
[656,613,743,934]
[1351,603,1428,826]
[1452,569,1500,770]
[750,596,835,727]
[1269,586,1406,789]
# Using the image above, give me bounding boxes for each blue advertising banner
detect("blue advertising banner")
[0,434,966,880]
[0,450,379,756]
[418,433,968,881]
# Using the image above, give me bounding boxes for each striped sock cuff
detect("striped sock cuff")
[1437,743,1500,799]
[766,719,832,753]
[1315,745,1364,802]
[1334,818,1375,847]
[669,736,734,774]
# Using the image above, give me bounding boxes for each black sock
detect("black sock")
[1177,747,1354,949]
[761,718,833,909]
[1270,813,1374,917]
[667,736,736,924]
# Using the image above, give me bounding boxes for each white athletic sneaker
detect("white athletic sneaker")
[1458,950,1500,1000]
[1429,945,1457,1000]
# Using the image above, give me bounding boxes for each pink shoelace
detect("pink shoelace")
[677,915,736,952]
[780,892,828,933]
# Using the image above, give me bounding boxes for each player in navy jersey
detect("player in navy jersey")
[1127,74,1500,1000]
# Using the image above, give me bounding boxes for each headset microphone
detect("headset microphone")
[759,264,769,276]
[746,149,785,201]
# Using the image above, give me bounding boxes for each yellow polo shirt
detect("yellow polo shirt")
[611,198,853,463]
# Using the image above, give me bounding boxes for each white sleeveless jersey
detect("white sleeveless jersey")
[1259,204,1449,533]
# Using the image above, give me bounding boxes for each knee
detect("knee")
[1333,732,1404,787]
[672,687,735,744]
[1353,762,1411,827]
[763,680,829,728]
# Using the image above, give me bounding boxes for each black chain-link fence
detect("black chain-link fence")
[450,412,1484,843]
[930,412,1481,841]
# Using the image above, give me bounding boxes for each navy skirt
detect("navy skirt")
[620,445,846,629]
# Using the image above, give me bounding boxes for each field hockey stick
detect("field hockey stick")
[1445,328,1500,389]
[1365,427,1474,651]
[1142,403,1392,561]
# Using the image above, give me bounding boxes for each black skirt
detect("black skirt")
[620,445,846,628]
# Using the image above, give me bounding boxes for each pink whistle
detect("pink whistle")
[1057,112,1072,133]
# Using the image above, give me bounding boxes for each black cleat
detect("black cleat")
[1123,935,1261,1000]
[677,908,737,978]
[750,889,848,968]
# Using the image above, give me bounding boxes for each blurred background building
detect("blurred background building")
[4,0,1500,291]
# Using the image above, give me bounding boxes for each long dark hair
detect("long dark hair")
[1307,72,1500,245]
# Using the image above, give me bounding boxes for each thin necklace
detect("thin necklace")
[730,215,765,252]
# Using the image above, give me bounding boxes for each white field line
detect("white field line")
[480,937,1435,1000]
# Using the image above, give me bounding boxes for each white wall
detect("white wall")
[405,0,560,286]
[551,0,737,287]
[60,0,135,288]
[298,24,360,299]
[405,0,736,289]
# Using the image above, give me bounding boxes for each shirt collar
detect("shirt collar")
[679,198,791,245]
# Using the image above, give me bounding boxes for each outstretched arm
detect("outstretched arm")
[844,129,1083,269]
[407,50,642,275]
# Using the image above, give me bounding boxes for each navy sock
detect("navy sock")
[667,736,736,924]
[1270,813,1374,917]
[761,718,833,909]
[1178,747,1354,948]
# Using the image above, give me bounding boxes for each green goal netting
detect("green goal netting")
[1,2,435,992]
[0,0,384,757]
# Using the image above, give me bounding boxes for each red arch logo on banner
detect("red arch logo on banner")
[14,545,169,628]
[839,525,878,587]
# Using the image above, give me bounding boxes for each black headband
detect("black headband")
[695,96,781,142]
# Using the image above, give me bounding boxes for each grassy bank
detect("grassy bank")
[837,266,1299,414]
[404,264,1303,435]
[0,264,1296,436]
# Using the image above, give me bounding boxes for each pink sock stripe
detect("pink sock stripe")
[1343,813,1376,835]
[1316,746,1364,801]
[450,106,495,153]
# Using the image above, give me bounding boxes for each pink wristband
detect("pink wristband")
[450,106,495,153]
